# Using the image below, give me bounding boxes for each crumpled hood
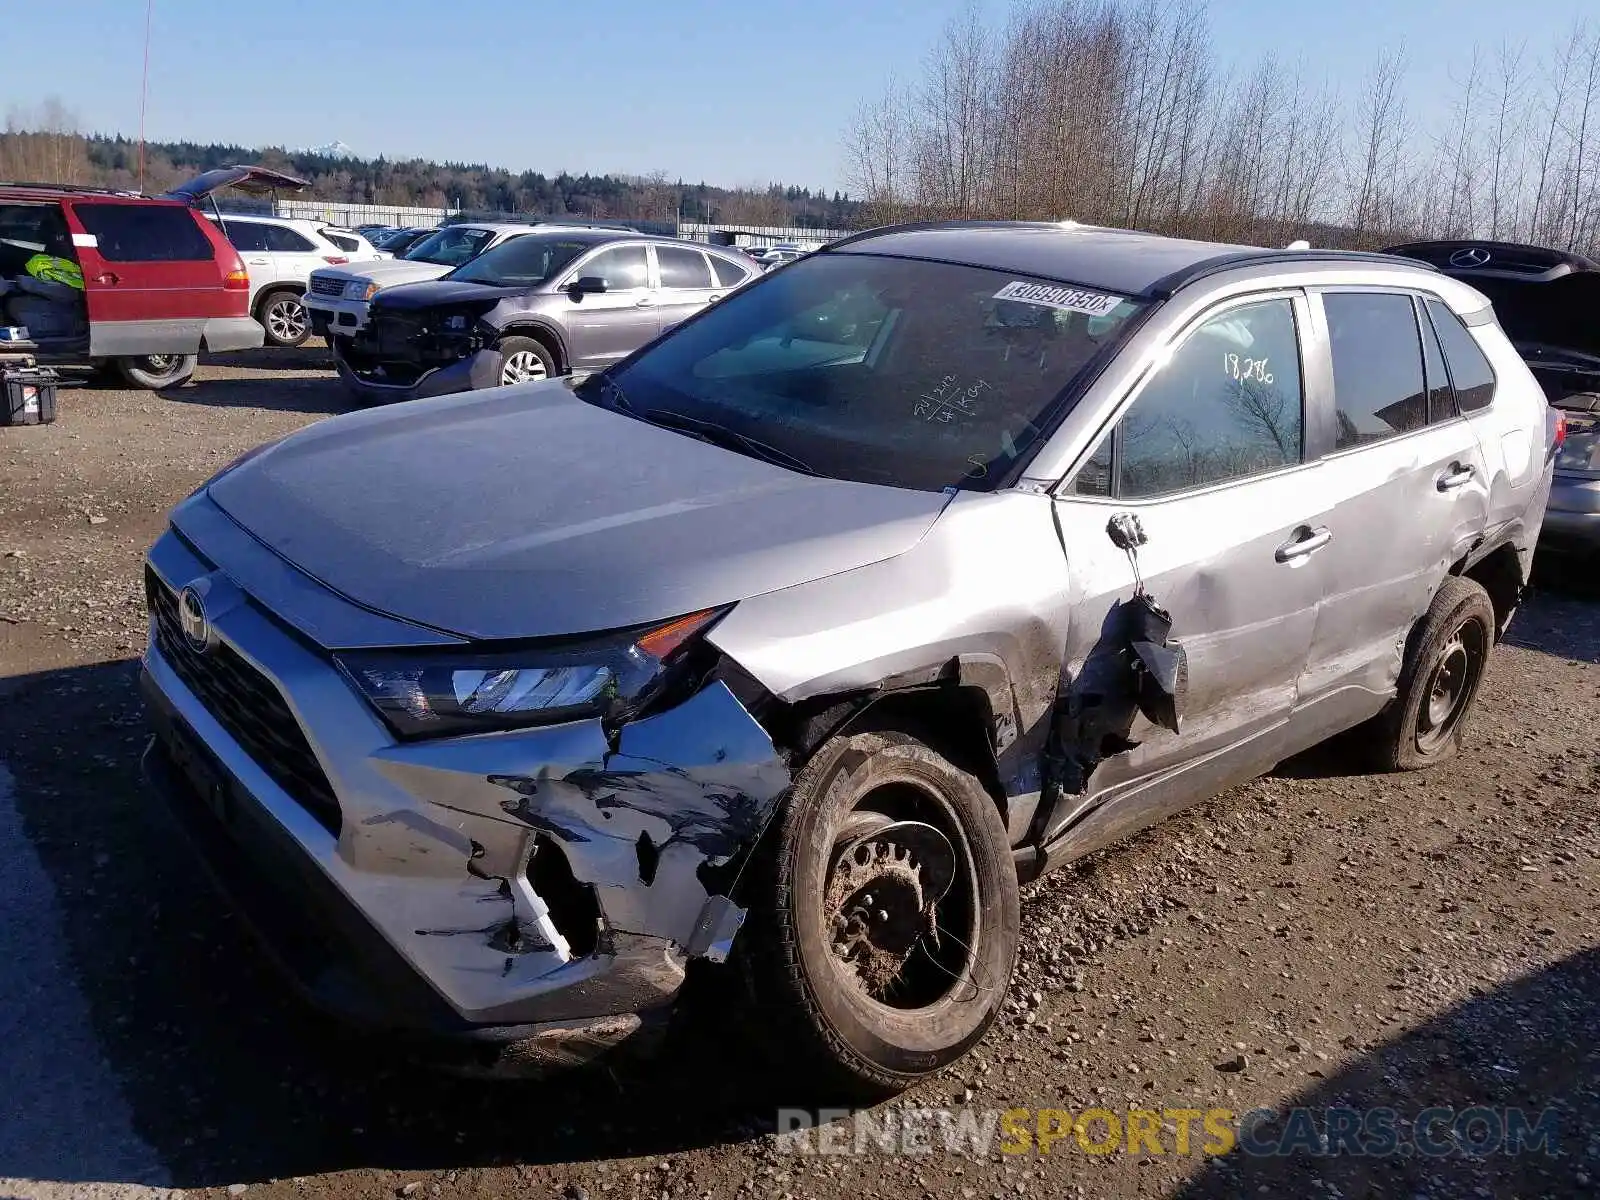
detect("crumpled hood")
[371,279,520,311]
[201,383,949,642]
[318,258,453,289]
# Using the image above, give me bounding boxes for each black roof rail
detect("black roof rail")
[1145,247,1436,298]
[0,181,146,197]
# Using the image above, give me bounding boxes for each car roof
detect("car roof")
[828,220,1431,299]
[0,182,179,205]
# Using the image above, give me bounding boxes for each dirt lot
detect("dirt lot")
[0,349,1596,1200]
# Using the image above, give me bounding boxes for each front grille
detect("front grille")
[309,276,347,298]
[146,568,342,835]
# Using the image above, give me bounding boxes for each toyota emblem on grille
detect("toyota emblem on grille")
[178,585,212,653]
[1449,247,1492,268]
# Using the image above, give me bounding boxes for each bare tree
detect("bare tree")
[1486,41,1528,238]
[1347,49,1410,239]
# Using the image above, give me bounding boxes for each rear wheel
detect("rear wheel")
[495,336,556,387]
[741,726,1019,1100]
[257,289,310,348]
[1367,575,1496,771]
[116,354,196,390]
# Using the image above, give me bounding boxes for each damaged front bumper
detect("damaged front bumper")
[140,529,789,1067]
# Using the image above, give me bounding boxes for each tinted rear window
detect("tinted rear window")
[1324,292,1427,450]
[709,254,751,288]
[1426,298,1497,413]
[74,203,214,262]
[657,246,714,289]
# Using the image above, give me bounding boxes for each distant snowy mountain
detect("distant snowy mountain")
[302,140,357,159]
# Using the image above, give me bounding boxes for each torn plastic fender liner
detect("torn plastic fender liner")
[383,681,791,960]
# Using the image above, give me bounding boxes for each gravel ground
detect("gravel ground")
[0,347,1596,1200]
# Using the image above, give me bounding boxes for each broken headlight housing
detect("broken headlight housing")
[337,609,723,739]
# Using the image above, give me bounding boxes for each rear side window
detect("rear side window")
[263,224,317,253]
[657,246,714,289]
[1425,298,1497,413]
[1117,297,1304,498]
[74,203,213,262]
[220,221,271,253]
[321,230,360,252]
[1418,298,1457,423]
[709,254,751,288]
[1324,292,1427,450]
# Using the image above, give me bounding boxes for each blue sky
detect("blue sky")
[2,0,1593,193]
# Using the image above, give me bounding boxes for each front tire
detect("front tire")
[257,289,310,348]
[116,354,196,390]
[741,726,1020,1100]
[494,336,556,387]
[1368,575,1496,771]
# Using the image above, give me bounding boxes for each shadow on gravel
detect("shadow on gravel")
[1175,947,1598,1200]
[155,374,352,415]
[0,659,784,1193]
[202,343,336,373]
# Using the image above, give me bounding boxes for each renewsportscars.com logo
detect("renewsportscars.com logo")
[775,1105,1562,1159]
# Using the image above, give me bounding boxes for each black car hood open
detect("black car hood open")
[1386,239,1600,362]
[162,165,311,205]
[200,382,949,643]
[370,279,523,312]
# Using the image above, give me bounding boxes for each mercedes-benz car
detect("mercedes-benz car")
[1386,239,1598,556]
[141,221,1556,1097]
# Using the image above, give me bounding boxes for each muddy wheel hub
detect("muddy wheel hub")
[825,818,958,998]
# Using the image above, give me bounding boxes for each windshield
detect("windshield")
[402,226,496,266]
[446,235,593,287]
[590,253,1146,491]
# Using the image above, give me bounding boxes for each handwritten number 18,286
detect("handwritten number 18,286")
[1224,352,1272,385]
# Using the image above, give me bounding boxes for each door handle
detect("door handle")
[94,271,120,286]
[634,296,655,307]
[1436,463,1475,491]
[247,258,270,265]
[1275,524,1332,562]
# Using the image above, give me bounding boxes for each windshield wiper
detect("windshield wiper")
[642,408,818,476]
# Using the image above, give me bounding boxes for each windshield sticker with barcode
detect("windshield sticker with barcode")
[993,281,1122,316]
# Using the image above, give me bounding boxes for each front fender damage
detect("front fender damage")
[372,681,790,986]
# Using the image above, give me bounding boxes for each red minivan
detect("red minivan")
[0,165,307,389]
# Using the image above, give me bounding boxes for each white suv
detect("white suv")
[210,215,383,347]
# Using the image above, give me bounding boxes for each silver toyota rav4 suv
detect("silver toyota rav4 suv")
[141,221,1557,1096]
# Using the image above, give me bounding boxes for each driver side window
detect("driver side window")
[576,245,650,292]
[1076,298,1304,499]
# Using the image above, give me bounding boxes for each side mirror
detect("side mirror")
[569,276,607,297]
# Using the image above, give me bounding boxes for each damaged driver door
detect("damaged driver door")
[1043,292,1330,850]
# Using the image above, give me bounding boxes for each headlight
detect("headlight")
[345,279,379,301]
[337,608,723,739]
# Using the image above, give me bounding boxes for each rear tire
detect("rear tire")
[256,289,310,348]
[1367,575,1496,771]
[740,726,1019,1101]
[494,336,556,387]
[116,354,196,390]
